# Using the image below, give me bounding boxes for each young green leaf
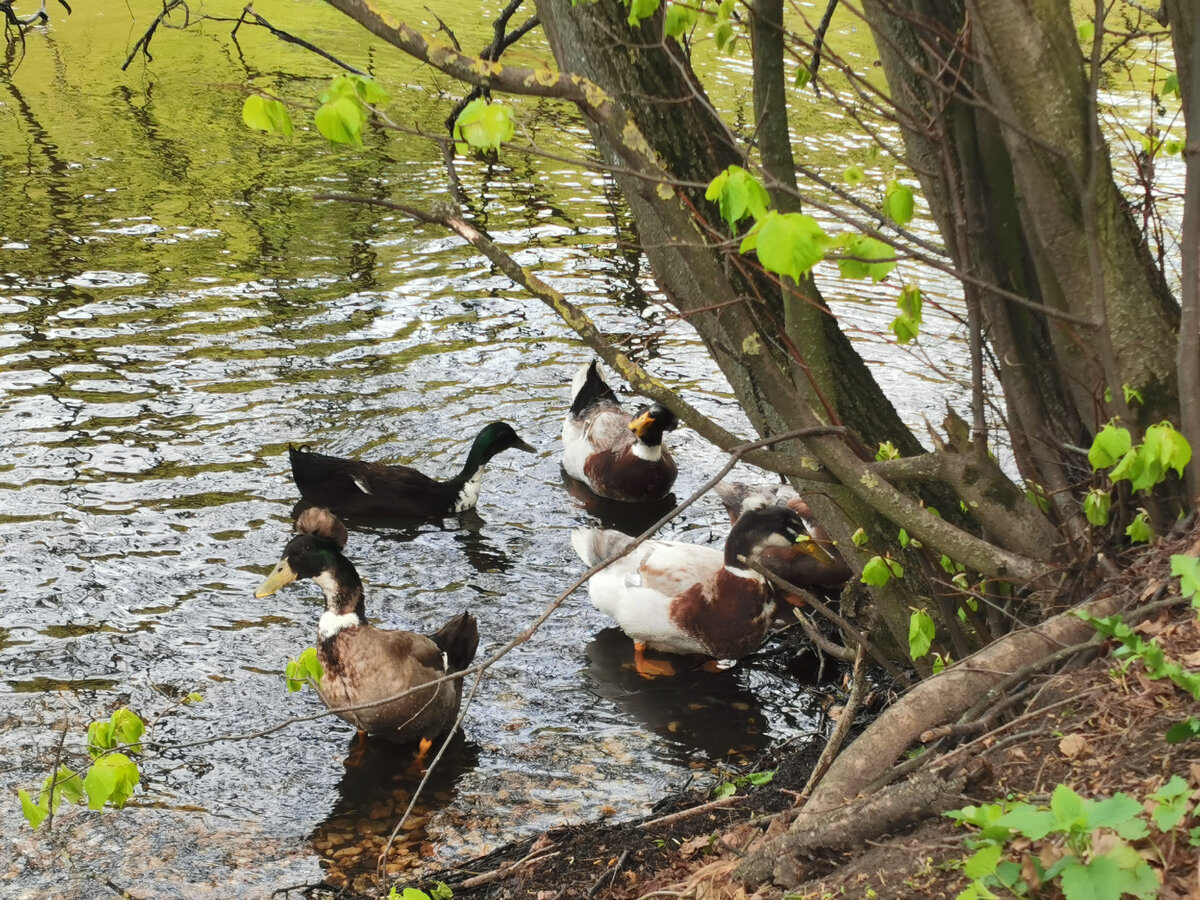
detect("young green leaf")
[315,95,366,147]
[1088,423,1132,470]
[453,98,515,155]
[1170,554,1200,600]
[739,211,829,281]
[18,788,48,829]
[705,166,770,232]
[1083,488,1111,526]
[843,164,866,185]
[242,95,294,137]
[908,609,935,660]
[834,234,896,282]
[851,527,868,547]
[713,781,737,799]
[286,646,324,692]
[1166,718,1200,743]
[626,0,660,26]
[664,2,698,38]
[1125,511,1152,543]
[1148,775,1192,831]
[883,180,915,226]
[861,555,900,586]
[875,440,900,461]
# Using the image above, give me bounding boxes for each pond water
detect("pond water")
[0,1,1084,897]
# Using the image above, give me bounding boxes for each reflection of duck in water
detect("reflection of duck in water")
[288,422,535,521]
[314,730,481,884]
[562,360,679,503]
[571,506,816,677]
[715,481,851,597]
[583,627,772,760]
[255,507,479,753]
[559,467,678,537]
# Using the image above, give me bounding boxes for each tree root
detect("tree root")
[735,589,1128,889]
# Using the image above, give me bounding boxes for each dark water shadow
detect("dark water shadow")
[312,730,482,886]
[582,627,772,761]
[289,500,511,574]
[560,469,679,537]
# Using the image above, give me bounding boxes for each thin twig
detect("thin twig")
[458,848,560,889]
[43,717,70,833]
[749,562,913,688]
[796,644,865,804]
[636,795,743,831]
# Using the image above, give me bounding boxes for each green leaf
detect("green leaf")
[794,67,811,89]
[740,211,829,281]
[1171,554,1200,599]
[1088,423,1132,470]
[1108,448,1143,485]
[1083,793,1145,836]
[851,528,868,547]
[843,164,866,185]
[713,781,737,799]
[19,788,48,829]
[1164,72,1181,99]
[714,20,735,52]
[664,2,698,38]
[883,180,915,225]
[286,646,324,692]
[861,555,895,586]
[1123,384,1143,406]
[1077,22,1095,44]
[430,884,454,900]
[1150,775,1192,830]
[400,889,432,900]
[185,692,203,704]
[891,313,919,344]
[1125,511,1152,543]
[994,804,1057,840]
[1144,421,1192,478]
[745,770,775,786]
[875,441,900,461]
[834,234,896,282]
[111,709,145,753]
[453,98,515,155]
[908,609,935,660]
[242,94,294,137]
[1166,718,1200,743]
[705,166,770,231]
[89,753,139,809]
[1050,783,1085,830]
[315,95,366,147]
[83,762,118,810]
[626,0,659,26]
[53,766,85,806]
[1083,489,1111,526]
[963,843,1003,879]
[87,719,116,759]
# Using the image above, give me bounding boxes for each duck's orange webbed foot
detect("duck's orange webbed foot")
[632,641,676,679]
[345,729,369,768]
[409,737,434,774]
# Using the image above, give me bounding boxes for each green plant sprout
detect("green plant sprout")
[19,708,145,829]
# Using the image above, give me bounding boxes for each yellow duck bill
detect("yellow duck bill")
[255,559,298,597]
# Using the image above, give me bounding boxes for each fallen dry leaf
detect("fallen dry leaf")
[1059,734,1089,758]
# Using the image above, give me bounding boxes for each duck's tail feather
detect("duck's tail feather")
[571,526,635,567]
[569,360,619,417]
[431,611,479,672]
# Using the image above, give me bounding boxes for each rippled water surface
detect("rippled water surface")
[0,1,1080,896]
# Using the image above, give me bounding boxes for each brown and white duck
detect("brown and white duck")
[715,481,851,592]
[571,505,816,677]
[254,507,479,745]
[561,360,678,503]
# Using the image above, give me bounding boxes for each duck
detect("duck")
[571,505,819,677]
[254,507,479,747]
[562,360,679,502]
[288,421,535,520]
[715,481,851,591]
